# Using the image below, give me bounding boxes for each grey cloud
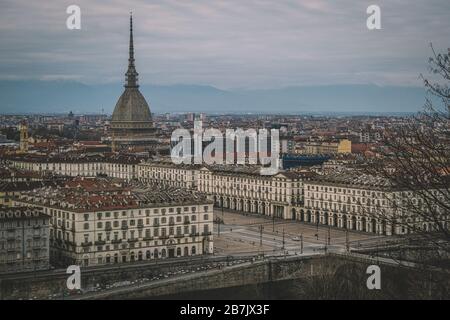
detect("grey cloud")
[0,0,448,89]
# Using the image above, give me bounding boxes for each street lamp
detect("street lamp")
[259,225,264,247]
[300,233,303,254]
[216,216,221,237]
[345,229,349,252]
[327,226,331,245]
[315,217,319,240]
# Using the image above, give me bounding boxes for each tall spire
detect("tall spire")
[125,12,139,88]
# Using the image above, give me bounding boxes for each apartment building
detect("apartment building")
[14,177,214,267]
[0,206,50,273]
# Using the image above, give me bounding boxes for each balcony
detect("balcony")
[202,232,212,236]
[95,240,106,246]
[111,239,122,244]
[105,225,112,231]
[183,220,190,225]
[121,225,128,230]
[81,242,92,247]
[137,223,144,229]
[143,236,153,241]
[127,238,138,243]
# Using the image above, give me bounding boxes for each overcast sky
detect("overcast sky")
[0,0,449,89]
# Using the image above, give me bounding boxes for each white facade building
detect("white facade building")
[14,178,213,266]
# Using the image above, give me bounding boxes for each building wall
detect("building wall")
[14,200,213,267]
[197,169,303,220]
[0,209,50,273]
[337,139,352,154]
[10,160,138,180]
[138,163,199,189]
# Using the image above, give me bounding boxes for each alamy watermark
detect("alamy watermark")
[366,265,381,290]
[367,5,381,30]
[66,5,81,30]
[66,265,81,290]
[171,121,280,175]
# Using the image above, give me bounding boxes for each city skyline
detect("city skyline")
[0,0,448,303]
[1,1,448,114]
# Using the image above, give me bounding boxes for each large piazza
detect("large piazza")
[4,153,444,237]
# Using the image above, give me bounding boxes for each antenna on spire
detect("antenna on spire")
[125,11,139,88]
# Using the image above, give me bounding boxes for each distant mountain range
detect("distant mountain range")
[0,80,427,115]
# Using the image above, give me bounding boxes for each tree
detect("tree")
[366,44,450,265]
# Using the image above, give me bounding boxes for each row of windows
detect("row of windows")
[0,219,47,228]
[82,224,210,240]
[47,206,211,222]
[81,246,200,266]
[82,215,210,230]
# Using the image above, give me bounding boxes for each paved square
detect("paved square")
[213,209,389,256]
